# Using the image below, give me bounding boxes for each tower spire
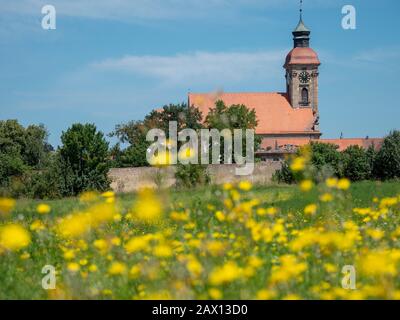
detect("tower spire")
[300,0,303,20]
[293,0,310,48]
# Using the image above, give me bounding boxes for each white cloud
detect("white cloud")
[91,50,286,85]
[354,47,400,63]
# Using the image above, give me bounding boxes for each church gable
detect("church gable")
[188,92,317,135]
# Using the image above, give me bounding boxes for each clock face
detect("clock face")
[299,71,311,84]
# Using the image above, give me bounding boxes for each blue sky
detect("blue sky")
[0,0,399,147]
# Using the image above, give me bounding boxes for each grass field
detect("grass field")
[1,180,400,300]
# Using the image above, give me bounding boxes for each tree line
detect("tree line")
[1,102,399,199]
[0,101,259,198]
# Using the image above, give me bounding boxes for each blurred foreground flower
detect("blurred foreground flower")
[132,189,163,223]
[37,204,51,215]
[0,198,15,216]
[0,224,31,251]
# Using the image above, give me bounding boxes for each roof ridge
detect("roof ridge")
[189,92,286,95]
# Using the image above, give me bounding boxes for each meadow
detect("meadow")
[0,179,400,300]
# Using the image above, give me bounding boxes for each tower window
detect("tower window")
[301,88,309,105]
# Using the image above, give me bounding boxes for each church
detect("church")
[188,10,382,161]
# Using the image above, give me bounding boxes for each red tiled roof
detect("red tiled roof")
[189,92,316,135]
[259,137,383,152]
[284,47,320,67]
[320,138,383,151]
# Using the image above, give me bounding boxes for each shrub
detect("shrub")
[341,145,372,181]
[272,161,295,184]
[374,130,400,180]
[175,164,210,189]
[309,142,343,179]
[58,123,110,196]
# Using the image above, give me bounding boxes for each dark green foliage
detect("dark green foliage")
[374,130,400,180]
[0,120,52,196]
[58,123,110,196]
[175,163,210,189]
[272,161,295,184]
[309,142,343,178]
[111,103,203,168]
[204,100,262,161]
[342,145,372,181]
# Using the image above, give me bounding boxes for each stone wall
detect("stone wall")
[109,162,282,193]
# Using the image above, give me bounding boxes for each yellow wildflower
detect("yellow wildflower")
[238,181,252,191]
[209,288,223,300]
[0,224,31,251]
[209,261,242,286]
[37,204,51,215]
[132,189,163,223]
[108,262,127,276]
[304,204,317,215]
[67,262,80,272]
[325,177,338,188]
[0,197,15,215]
[320,193,333,203]
[300,180,313,192]
[337,178,351,190]
[290,157,306,172]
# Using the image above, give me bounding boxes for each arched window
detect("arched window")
[301,88,309,105]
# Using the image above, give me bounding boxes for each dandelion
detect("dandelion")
[256,289,275,300]
[0,197,15,215]
[186,257,203,277]
[63,250,75,260]
[215,211,226,222]
[108,262,127,276]
[149,150,172,166]
[0,224,31,251]
[79,191,98,202]
[209,261,242,286]
[266,207,278,216]
[337,178,351,190]
[300,180,313,192]
[304,204,317,215]
[37,204,51,215]
[154,244,173,258]
[88,264,98,272]
[101,191,115,199]
[67,262,80,273]
[209,288,223,300]
[320,193,334,203]
[223,183,233,191]
[30,220,45,232]
[325,178,338,188]
[178,147,197,162]
[124,236,150,254]
[238,181,252,191]
[290,157,306,172]
[132,189,163,223]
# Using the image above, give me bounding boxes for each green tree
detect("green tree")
[374,130,400,180]
[342,145,371,181]
[0,120,52,195]
[205,100,261,162]
[310,142,343,178]
[58,123,110,196]
[111,103,203,167]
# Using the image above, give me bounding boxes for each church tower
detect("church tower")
[284,2,321,130]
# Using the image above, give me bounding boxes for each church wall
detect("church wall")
[109,163,282,193]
